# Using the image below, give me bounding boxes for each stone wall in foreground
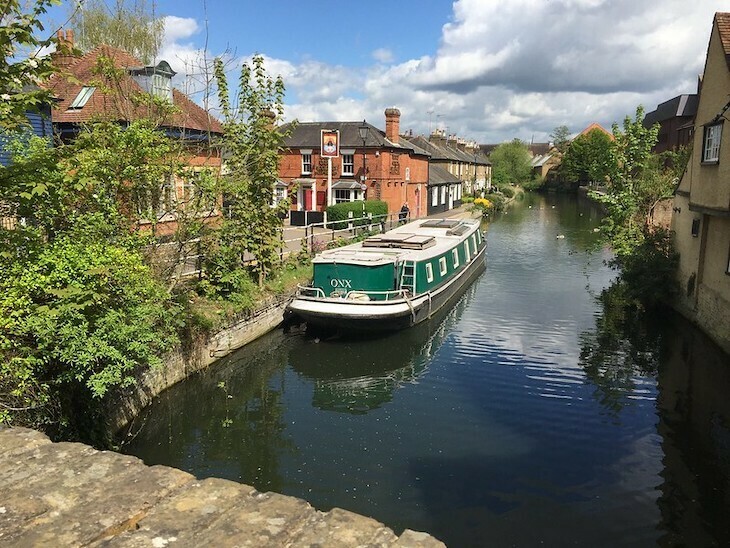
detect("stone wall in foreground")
[0,427,443,547]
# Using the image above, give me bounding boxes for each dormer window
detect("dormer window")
[129,60,176,102]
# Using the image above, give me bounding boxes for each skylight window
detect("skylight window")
[68,86,95,109]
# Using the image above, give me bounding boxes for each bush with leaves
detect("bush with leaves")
[0,224,179,440]
[326,200,388,229]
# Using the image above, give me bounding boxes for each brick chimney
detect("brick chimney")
[52,29,77,70]
[384,107,401,144]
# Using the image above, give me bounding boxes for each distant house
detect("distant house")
[671,12,730,354]
[43,29,223,236]
[406,130,491,199]
[643,94,698,153]
[278,108,431,224]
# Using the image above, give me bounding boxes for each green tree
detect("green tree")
[489,139,533,186]
[70,0,163,63]
[559,128,616,187]
[211,55,290,288]
[550,125,571,153]
[0,0,60,130]
[591,106,677,307]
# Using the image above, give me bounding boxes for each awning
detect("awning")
[275,179,288,188]
[332,180,366,190]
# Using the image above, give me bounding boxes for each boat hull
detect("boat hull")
[288,243,486,332]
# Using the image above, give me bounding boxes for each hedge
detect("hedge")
[326,200,388,229]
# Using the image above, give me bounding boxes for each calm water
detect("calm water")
[124,193,730,547]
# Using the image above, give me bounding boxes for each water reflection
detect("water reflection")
[290,283,479,414]
[123,333,296,491]
[123,193,730,547]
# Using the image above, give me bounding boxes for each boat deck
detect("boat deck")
[313,218,480,266]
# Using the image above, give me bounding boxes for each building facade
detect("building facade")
[671,12,730,354]
[278,109,430,224]
[44,30,223,237]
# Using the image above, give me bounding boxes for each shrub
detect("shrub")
[0,235,180,441]
[326,200,388,229]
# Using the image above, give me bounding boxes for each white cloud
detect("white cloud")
[372,48,394,64]
[161,1,723,143]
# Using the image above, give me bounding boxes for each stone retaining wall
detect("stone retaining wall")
[107,295,293,434]
[0,427,443,547]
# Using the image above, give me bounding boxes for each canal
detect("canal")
[124,193,730,547]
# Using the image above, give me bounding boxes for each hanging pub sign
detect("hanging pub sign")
[321,129,340,158]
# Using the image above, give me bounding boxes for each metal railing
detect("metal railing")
[295,284,411,302]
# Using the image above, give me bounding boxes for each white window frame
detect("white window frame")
[405,167,411,181]
[431,186,438,206]
[703,123,722,163]
[301,153,312,174]
[151,73,172,100]
[441,185,446,204]
[334,189,352,203]
[452,248,459,268]
[425,263,434,283]
[471,234,477,255]
[439,257,447,276]
[342,154,354,176]
[464,241,471,262]
[69,86,96,109]
[273,186,287,206]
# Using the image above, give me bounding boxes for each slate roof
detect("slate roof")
[429,164,461,185]
[643,94,699,127]
[405,135,490,165]
[45,45,223,134]
[280,121,429,156]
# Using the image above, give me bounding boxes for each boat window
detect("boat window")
[464,241,471,262]
[476,231,482,244]
[452,248,459,268]
[426,263,434,283]
[439,257,447,276]
[471,234,477,254]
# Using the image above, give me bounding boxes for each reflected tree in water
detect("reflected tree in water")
[579,281,667,414]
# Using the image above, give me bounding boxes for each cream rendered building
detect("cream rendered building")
[672,13,730,354]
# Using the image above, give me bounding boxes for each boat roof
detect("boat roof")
[312,218,480,265]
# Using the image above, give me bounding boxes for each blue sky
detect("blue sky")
[44,0,727,143]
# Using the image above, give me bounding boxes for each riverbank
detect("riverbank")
[0,427,443,547]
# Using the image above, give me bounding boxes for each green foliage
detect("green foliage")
[550,125,571,153]
[212,55,290,288]
[589,105,678,308]
[559,128,616,188]
[489,139,534,186]
[0,231,179,437]
[0,0,60,130]
[69,0,163,64]
[326,200,388,228]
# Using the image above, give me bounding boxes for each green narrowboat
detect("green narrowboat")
[288,218,486,331]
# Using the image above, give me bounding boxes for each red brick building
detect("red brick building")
[278,108,430,224]
[45,30,223,236]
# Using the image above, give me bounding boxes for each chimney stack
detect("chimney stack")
[52,29,77,70]
[384,107,401,144]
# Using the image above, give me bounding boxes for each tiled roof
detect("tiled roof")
[45,45,222,134]
[717,13,730,57]
[577,122,614,140]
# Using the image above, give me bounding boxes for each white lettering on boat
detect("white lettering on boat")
[330,279,353,288]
